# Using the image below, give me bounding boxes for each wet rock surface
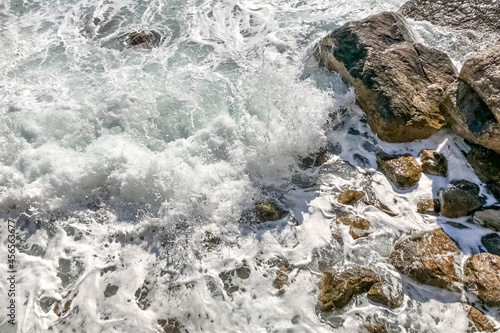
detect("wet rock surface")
[317,266,379,311]
[474,210,500,232]
[157,318,185,333]
[417,198,440,215]
[399,0,500,34]
[441,42,500,153]
[439,180,484,218]
[337,190,365,205]
[419,149,448,177]
[467,306,497,332]
[388,228,463,291]
[316,11,457,142]
[467,144,500,200]
[481,233,500,256]
[464,253,500,306]
[126,30,162,48]
[367,280,404,309]
[377,153,422,190]
[254,200,287,222]
[336,214,371,240]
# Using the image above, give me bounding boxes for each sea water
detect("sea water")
[0,0,499,332]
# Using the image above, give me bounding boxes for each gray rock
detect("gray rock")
[481,233,500,256]
[315,12,457,142]
[466,144,500,200]
[439,180,484,218]
[474,210,500,232]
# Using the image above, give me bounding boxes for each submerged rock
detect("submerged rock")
[254,200,287,222]
[314,150,332,167]
[481,233,500,256]
[474,210,500,232]
[441,42,500,153]
[464,252,500,306]
[316,11,457,142]
[439,180,484,218]
[417,198,441,215]
[337,190,365,206]
[157,318,185,333]
[367,280,404,309]
[399,0,500,34]
[126,30,162,48]
[388,228,463,291]
[336,214,371,240]
[467,306,497,332]
[377,153,422,190]
[419,149,448,177]
[466,144,500,200]
[317,266,379,311]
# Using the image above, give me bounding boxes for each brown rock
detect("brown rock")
[377,154,422,190]
[467,306,497,332]
[314,150,332,166]
[417,198,441,215]
[464,253,500,306]
[158,318,185,333]
[130,32,152,45]
[441,42,500,153]
[254,200,287,222]
[367,281,404,309]
[337,215,371,240]
[317,267,379,311]
[316,12,457,142]
[388,228,463,291]
[338,190,365,205]
[419,149,448,177]
[439,181,484,218]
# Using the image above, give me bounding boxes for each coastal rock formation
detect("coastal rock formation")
[464,253,500,306]
[388,228,462,291]
[466,144,500,200]
[399,0,500,34]
[474,210,500,232]
[336,215,371,240]
[377,154,422,190]
[316,12,457,142]
[439,180,484,218]
[337,190,365,205]
[419,149,448,177]
[417,198,440,215]
[254,200,287,222]
[441,42,500,153]
[467,306,497,332]
[367,280,404,309]
[317,267,379,311]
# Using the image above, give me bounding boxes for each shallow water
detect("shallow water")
[0,0,499,332]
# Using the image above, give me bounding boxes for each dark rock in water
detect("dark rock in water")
[467,306,497,332]
[419,149,448,177]
[126,30,162,48]
[317,266,379,311]
[377,153,422,190]
[315,12,457,142]
[388,228,463,291]
[441,42,500,153]
[367,281,404,309]
[157,318,185,333]
[363,321,388,333]
[466,144,500,200]
[314,150,331,167]
[254,200,287,222]
[337,190,365,206]
[481,233,500,256]
[439,180,484,218]
[474,210,500,232]
[399,0,500,34]
[203,231,222,251]
[417,198,440,215]
[464,252,500,306]
[336,214,371,240]
[104,284,119,298]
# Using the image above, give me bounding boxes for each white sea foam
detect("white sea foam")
[1,0,499,332]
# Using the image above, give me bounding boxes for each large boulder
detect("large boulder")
[317,267,379,311]
[474,209,500,232]
[466,144,500,200]
[388,228,463,291]
[315,12,457,142]
[377,153,422,190]
[439,180,484,218]
[399,0,500,34]
[464,253,500,306]
[441,42,500,153]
